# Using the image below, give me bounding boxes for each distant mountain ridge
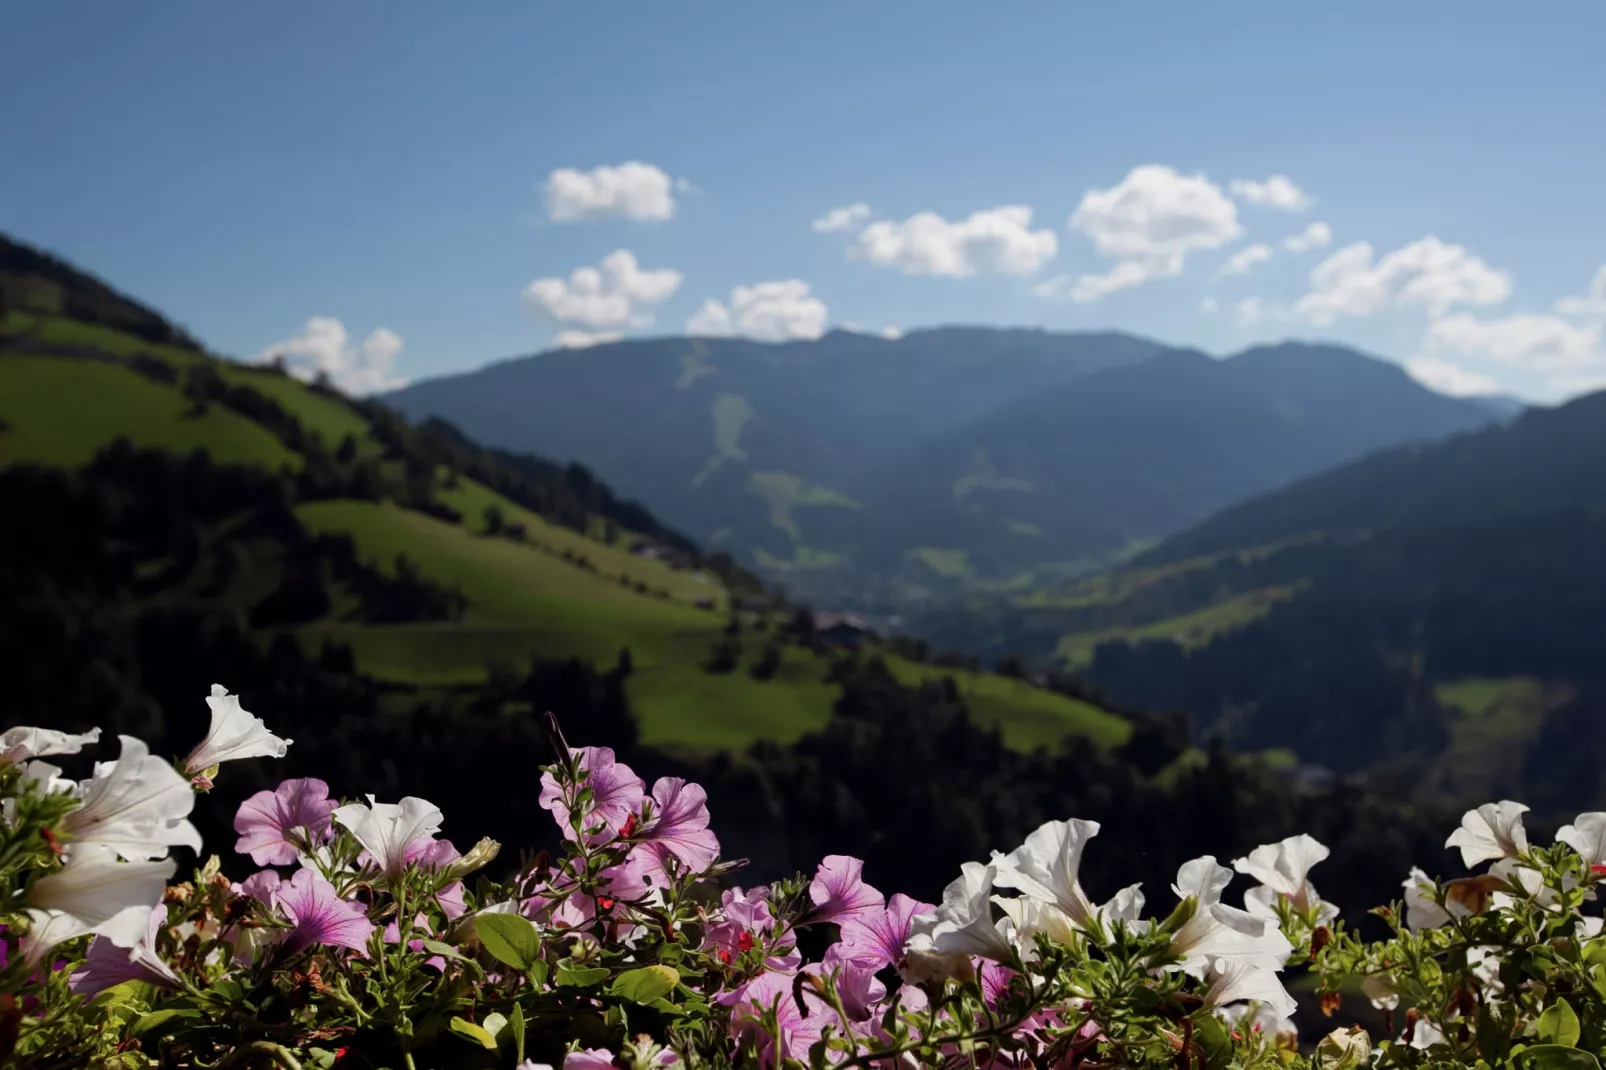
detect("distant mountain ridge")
[386,331,1504,609]
[910,386,1606,811]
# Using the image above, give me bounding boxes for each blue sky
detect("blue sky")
[5,2,1604,401]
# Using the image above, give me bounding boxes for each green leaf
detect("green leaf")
[481,1012,507,1038]
[1192,1012,1233,1067]
[1539,1000,1582,1048]
[89,981,150,1009]
[448,1016,498,1050]
[420,938,476,965]
[610,964,679,1004]
[508,1003,527,1064]
[555,962,611,988]
[476,913,541,971]
[1515,1045,1601,1070]
[646,997,686,1017]
[212,979,245,1001]
[130,1007,202,1040]
[528,959,550,987]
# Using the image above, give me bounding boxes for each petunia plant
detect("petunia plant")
[5,688,1606,1068]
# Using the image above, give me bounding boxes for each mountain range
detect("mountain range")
[385,331,1509,611]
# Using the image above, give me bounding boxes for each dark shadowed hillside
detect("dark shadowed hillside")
[913,388,1606,813]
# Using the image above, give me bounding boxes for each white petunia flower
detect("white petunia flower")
[917,862,1016,962]
[1362,972,1399,1010]
[1445,800,1529,868]
[1234,834,1337,922]
[1557,812,1606,868]
[182,684,292,775]
[1168,856,1293,978]
[2,760,77,824]
[1200,957,1298,1025]
[0,725,101,765]
[1402,867,1452,931]
[994,895,1077,960]
[332,795,444,880]
[990,818,1102,931]
[1467,946,1504,999]
[60,736,200,861]
[1099,882,1148,933]
[23,845,175,964]
[1407,1019,1447,1051]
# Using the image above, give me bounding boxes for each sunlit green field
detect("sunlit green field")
[1054,584,1305,666]
[297,501,1133,752]
[0,356,299,469]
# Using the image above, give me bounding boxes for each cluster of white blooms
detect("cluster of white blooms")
[6,686,289,965]
[903,818,1320,1028]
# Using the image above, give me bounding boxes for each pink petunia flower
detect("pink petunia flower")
[805,944,888,1022]
[721,970,825,1068]
[417,839,468,919]
[233,778,337,866]
[277,869,375,957]
[637,778,720,874]
[837,892,935,970]
[563,1051,618,1070]
[68,905,180,997]
[808,855,885,925]
[538,747,645,844]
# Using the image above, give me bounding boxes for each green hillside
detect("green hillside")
[293,500,1130,750]
[0,248,1137,758]
[0,354,299,469]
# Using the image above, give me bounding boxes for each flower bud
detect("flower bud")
[1316,1026,1371,1070]
[1155,896,1198,936]
[439,837,501,883]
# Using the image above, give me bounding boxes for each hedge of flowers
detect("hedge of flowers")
[5,687,1606,1069]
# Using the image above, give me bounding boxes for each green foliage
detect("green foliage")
[476,913,541,971]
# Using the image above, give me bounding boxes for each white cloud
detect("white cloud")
[685,298,733,337]
[1294,237,1512,326]
[1236,297,1267,325]
[841,321,902,339]
[1555,265,1606,319]
[1423,312,1601,371]
[1551,370,1606,398]
[852,205,1057,277]
[522,250,682,330]
[544,162,679,222]
[1404,355,1501,397]
[1200,297,1218,314]
[1284,221,1332,253]
[552,329,623,349]
[812,202,871,233]
[1229,174,1312,212]
[1218,243,1273,277]
[1054,165,1241,301]
[254,317,406,395]
[685,280,828,342]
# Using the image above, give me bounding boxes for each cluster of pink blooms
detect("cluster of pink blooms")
[532,744,944,1067]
